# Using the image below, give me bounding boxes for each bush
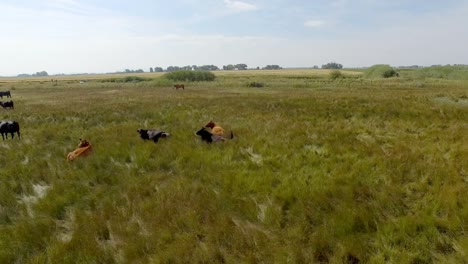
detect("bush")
[164,70,216,82]
[100,76,151,83]
[247,82,264,88]
[329,70,343,80]
[382,69,398,78]
[364,65,398,79]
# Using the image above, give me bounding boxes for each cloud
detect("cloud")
[224,0,257,12]
[304,19,325,28]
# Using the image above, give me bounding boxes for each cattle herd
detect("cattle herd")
[0,91,19,140]
[0,89,233,161]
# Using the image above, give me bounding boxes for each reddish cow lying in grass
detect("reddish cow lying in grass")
[205,121,225,136]
[67,139,92,161]
[196,127,233,143]
[0,100,14,109]
[0,120,20,140]
[137,129,170,143]
[174,84,185,90]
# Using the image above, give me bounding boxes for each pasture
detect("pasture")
[0,70,467,263]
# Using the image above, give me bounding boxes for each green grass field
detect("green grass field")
[0,70,467,263]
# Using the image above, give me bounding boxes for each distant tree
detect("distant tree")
[32,71,49,77]
[223,64,235,70]
[263,65,282,70]
[235,64,248,70]
[313,65,319,69]
[17,73,32,77]
[322,62,343,69]
[182,65,192,71]
[192,65,198,71]
[166,66,181,72]
[150,67,154,72]
[198,65,219,71]
[154,67,163,72]
[135,69,144,73]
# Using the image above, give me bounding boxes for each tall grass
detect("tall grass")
[0,70,467,263]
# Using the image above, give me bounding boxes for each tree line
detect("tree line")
[147,64,286,72]
[15,62,348,77]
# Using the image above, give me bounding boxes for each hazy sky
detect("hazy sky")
[1,0,467,75]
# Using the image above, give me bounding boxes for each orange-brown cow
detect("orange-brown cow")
[67,139,93,161]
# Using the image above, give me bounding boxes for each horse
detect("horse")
[67,139,93,161]
[0,100,14,109]
[174,84,185,90]
[0,121,20,140]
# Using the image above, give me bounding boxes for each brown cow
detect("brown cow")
[174,84,185,90]
[67,139,93,161]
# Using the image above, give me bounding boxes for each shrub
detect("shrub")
[364,65,398,79]
[100,76,151,83]
[122,76,149,83]
[329,70,343,80]
[163,70,216,82]
[247,82,264,88]
[382,69,398,78]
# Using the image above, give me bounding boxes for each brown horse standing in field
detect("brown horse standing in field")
[174,84,185,90]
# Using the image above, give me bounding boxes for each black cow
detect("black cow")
[0,91,11,99]
[0,100,14,109]
[137,129,170,143]
[0,121,20,140]
[196,127,233,143]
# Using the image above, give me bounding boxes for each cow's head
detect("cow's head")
[77,139,90,148]
[205,121,216,129]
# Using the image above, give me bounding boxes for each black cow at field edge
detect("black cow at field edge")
[137,129,170,143]
[0,100,14,109]
[0,121,20,140]
[0,91,11,98]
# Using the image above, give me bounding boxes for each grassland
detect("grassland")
[0,70,467,263]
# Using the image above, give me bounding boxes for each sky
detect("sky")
[1,0,467,76]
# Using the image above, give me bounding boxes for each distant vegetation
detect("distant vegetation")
[402,65,468,80]
[262,65,283,70]
[100,76,151,83]
[246,81,264,88]
[17,71,49,77]
[163,70,216,82]
[322,62,343,69]
[364,64,399,79]
[329,70,343,80]
[223,64,248,70]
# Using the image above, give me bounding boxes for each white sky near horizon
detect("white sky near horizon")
[0,0,467,76]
